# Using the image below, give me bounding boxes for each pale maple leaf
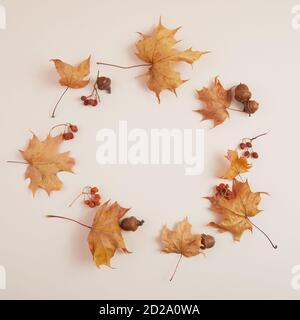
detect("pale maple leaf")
[20,134,75,195]
[88,201,130,267]
[136,19,207,101]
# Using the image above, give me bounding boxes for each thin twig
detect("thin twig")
[169,254,183,282]
[46,215,91,229]
[250,131,270,141]
[68,192,83,208]
[247,219,277,249]
[97,62,151,69]
[51,86,69,118]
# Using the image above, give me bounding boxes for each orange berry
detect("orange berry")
[93,194,101,201]
[90,187,98,194]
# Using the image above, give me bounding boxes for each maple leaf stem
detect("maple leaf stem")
[169,254,183,282]
[97,62,152,69]
[51,86,70,118]
[6,160,28,164]
[228,107,244,113]
[46,214,92,229]
[248,219,277,249]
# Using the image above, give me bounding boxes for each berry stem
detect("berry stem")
[6,160,28,164]
[250,131,269,142]
[46,214,91,229]
[247,219,277,249]
[51,86,69,118]
[49,123,70,135]
[68,192,83,208]
[169,254,183,282]
[97,62,152,69]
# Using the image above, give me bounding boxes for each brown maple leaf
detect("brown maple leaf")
[88,201,130,267]
[20,134,75,195]
[221,150,251,180]
[207,179,268,241]
[195,77,232,127]
[51,56,91,89]
[160,217,203,257]
[136,19,207,101]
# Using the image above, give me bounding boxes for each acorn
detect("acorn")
[234,83,252,103]
[97,76,111,93]
[200,234,215,249]
[243,100,259,116]
[120,216,144,232]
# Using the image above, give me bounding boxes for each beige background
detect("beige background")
[0,0,300,299]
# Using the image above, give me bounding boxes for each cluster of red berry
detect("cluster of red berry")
[49,123,78,141]
[239,140,258,159]
[63,124,78,140]
[83,187,101,208]
[80,95,99,107]
[216,183,234,200]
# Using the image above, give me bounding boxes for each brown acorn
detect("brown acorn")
[200,234,215,249]
[234,83,252,103]
[97,76,111,93]
[120,216,144,232]
[243,100,259,116]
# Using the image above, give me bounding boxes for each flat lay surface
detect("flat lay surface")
[0,0,299,299]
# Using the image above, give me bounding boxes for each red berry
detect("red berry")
[251,152,259,159]
[63,132,74,140]
[93,194,101,201]
[90,99,98,107]
[239,143,246,150]
[94,199,101,206]
[219,183,225,189]
[81,96,87,101]
[70,125,78,133]
[84,99,89,106]
[88,202,95,208]
[246,142,252,148]
[243,151,250,158]
[84,200,91,206]
[90,187,99,194]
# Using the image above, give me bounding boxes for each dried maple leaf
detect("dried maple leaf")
[207,179,267,241]
[88,201,130,267]
[195,77,232,127]
[136,19,206,101]
[20,134,75,195]
[221,150,251,180]
[160,217,202,257]
[51,56,91,89]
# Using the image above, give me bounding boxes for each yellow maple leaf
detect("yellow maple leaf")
[136,19,207,101]
[160,217,203,257]
[88,201,130,267]
[51,56,91,88]
[207,179,267,241]
[20,134,75,195]
[221,150,251,180]
[195,77,232,127]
